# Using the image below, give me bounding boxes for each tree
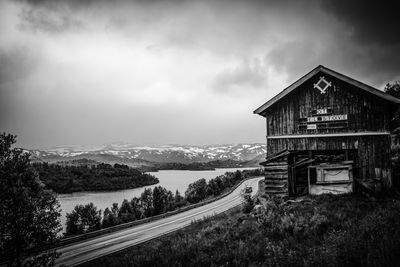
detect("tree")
[0,133,61,266]
[111,202,119,215]
[385,81,400,132]
[185,178,208,203]
[234,170,242,182]
[65,203,102,236]
[141,188,153,217]
[385,81,400,98]
[174,190,186,208]
[153,186,168,215]
[385,81,400,189]
[102,208,116,228]
[130,197,144,220]
[241,189,254,214]
[207,178,222,196]
[118,199,135,223]
[113,163,129,169]
[102,203,119,228]
[165,190,175,212]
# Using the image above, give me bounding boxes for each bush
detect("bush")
[241,190,254,214]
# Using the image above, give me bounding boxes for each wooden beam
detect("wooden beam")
[267,131,390,139]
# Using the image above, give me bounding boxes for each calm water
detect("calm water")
[57,167,257,232]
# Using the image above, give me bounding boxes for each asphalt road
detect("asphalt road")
[55,176,264,266]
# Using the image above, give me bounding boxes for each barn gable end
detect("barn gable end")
[254,65,400,197]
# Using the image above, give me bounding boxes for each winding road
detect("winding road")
[55,176,264,266]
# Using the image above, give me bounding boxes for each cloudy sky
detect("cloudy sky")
[0,0,399,149]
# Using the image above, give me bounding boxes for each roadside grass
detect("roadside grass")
[80,193,400,267]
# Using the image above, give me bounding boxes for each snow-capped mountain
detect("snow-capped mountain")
[27,143,266,166]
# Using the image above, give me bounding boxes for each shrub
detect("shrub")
[241,190,254,214]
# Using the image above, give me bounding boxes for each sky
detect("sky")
[0,0,399,149]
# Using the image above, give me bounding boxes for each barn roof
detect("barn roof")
[254,65,400,116]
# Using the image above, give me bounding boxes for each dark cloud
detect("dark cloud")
[265,40,321,81]
[18,5,83,33]
[321,0,400,85]
[320,0,400,45]
[264,0,400,87]
[266,39,400,88]
[16,0,184,10]
[16,0,111,9]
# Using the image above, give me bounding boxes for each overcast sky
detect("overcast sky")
[1,0,399,149]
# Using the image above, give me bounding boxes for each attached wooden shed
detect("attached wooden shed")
[254,65,400,197]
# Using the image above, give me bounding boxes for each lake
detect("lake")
[57,167,258,233]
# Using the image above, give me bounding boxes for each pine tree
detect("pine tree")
[153,186,167,215]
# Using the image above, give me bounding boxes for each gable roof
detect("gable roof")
[254,65,400,116]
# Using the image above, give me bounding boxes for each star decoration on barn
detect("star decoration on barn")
[313,76,332,94]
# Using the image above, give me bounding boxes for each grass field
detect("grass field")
[81,193,400,267]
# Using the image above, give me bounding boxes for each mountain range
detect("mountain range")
[26,143,267,170]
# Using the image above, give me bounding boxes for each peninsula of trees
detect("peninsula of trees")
[32,162,159,193]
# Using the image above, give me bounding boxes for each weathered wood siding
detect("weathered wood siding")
[264,71,395,186]
[266,73,392,136]
[267,135,392,184]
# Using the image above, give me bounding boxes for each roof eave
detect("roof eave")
[253,65,323,116]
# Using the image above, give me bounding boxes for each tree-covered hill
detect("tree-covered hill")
[32,162,159,193]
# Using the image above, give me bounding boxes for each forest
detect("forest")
[153,159,252,171]
[32,162,159,193]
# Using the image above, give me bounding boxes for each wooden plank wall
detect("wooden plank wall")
[266,73,392,136]
[263,72,396,188]
[267,135,392,186]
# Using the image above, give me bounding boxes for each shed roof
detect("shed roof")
[254,65,400,116]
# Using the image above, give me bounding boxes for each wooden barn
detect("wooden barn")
[254,65,400,197]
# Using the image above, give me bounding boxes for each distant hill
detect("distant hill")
[26,143,266,170]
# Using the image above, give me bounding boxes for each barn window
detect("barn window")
[316,165,352,183]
